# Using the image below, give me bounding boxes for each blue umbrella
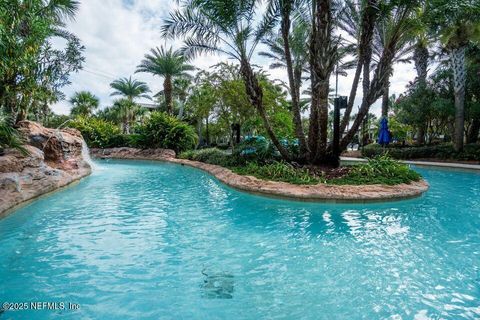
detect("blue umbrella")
[378,117,391,146]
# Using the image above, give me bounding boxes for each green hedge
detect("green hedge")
[362,143,480,161]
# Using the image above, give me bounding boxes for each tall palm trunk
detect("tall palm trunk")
[123,121,130,134]
[340,36,395,150]
[340,0,379,135]
[381,80,389,118]
[413,42,429,144]
[164,75,173,114]
[467,119,480,143]
[340,63,362,133]
[450,46,466,152]
[280,5,308,160]
[239,58,291,160]
[308,0,336,164]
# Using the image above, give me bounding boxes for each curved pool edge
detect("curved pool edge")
[90,148,429,203]
[0,169,91,219]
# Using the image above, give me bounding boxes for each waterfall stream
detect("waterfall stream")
[81,141,96,170]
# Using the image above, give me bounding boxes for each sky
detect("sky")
[53,0,418,117]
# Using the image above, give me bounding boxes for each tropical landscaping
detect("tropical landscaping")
[1,0,479,177]
[1,0,480,319]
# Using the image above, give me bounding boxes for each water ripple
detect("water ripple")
[0,160,479,319]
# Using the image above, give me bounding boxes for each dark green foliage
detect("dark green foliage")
[43,114,71,129]
[233,136,275,162]
[181,149,421,186]
[179,148,243,167]
[363,143,480,161]
[68,117,121,148]
[232,162,321,185]
[0,117,28,155]
[330,155,422,185]
[134,111,197,152]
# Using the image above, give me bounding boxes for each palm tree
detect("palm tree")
[428,0,480,151]
[339,1,418,151]
[259,17,310,159]
[161,0,292,161]
[109,77,150,133]
[69,91,99,117]
[338,0,381,135]
[110,77,151,102]
[112,99,140,134]
[410,5,431,144]
[154,77,192,119]
[136,46,193,115]
[372,12,415,118]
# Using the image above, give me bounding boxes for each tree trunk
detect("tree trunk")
[177,101,184,119]
[340,62,362,133]
[417,126,425,145]
[308,0,337,165]
[413,42,428,87]
[413,42,429,145]
[164,75,173,115]
[451,47,466,152]
[467,118,480,143]
[381,82,389,118]
[340,0,379,135]
[205,115,210,146]
[239,58,291,160]
[280,7,308,160]
[340,5,404,150]
[197,118,203,146]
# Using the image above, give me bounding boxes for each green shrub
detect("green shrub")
[362,143,480,161]
[232,161,321,185]
[0,116,28,155]
[68,116,121,148]
[331,155,422,185]
[179,148,241,167]
[42,114,71,129]
[233,136,276,162]
[135,112,197,152]
[181,150,421,186]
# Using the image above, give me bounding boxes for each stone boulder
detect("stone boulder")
[0,121,92,215]
[16,120,84,163]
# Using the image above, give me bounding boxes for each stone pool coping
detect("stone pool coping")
[91,148,429,203]
[341,156,480,171]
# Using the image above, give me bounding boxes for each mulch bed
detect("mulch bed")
[302,165,353,180]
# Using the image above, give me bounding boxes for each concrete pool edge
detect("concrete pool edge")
[91,148,429,203]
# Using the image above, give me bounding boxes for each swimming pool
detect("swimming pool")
[1,160,479,319]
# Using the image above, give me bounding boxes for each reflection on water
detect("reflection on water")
[0,160,479,319]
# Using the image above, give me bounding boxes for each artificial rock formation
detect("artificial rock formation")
[0,121,91,215]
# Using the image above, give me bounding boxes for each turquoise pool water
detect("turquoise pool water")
[0,160,479,319]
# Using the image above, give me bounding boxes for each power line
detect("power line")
[81,68,116,80]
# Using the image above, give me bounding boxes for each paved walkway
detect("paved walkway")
[341,157,480,171]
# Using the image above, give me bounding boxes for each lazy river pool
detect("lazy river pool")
[0,160,479,319]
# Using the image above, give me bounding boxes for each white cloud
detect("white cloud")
[53,0,417,119]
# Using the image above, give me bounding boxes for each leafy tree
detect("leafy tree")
[0,0,84,124]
